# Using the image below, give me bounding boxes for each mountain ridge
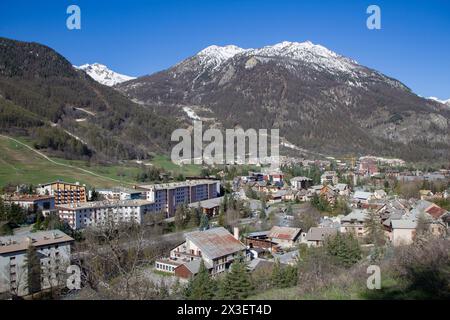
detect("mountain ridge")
[117,41,450,162]
[75,63,136,86]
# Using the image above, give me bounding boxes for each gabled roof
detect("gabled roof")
[342,209,368,222]
[425,205,447,219]
[305,227,338,241]
[391,219,417,229]
[353,191,373,200]
[185,227,245,260]
[410,200,448,220]
[268,226,301,241]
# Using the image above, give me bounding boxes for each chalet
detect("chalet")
[244,231,279,253]
[352,191,374,206]
[341,209,368,237]
[268,226,301,249]
[188,196,224,217]
[390,219,417,246]
[320,185,338,205]
[409,200,448,237]
[303,227,338,247]
[169,227,247,278]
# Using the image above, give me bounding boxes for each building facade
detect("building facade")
[56,199,156,230]
[37,181,87,205]
[139,180,220,217]
[0,230,73,297]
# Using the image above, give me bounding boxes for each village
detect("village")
[0,155,449,299]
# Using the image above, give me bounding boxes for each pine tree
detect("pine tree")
[25,244,41,295]
[218,258,254,299]
[324,233,362,268]
[199,214,209,230]
[271,259,298,289]
[271,259,284,288]
[218,200,226,227]
[185,260,216,300]
[364,209,386,247]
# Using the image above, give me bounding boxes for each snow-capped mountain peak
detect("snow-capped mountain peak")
[196,45,248,70]
[428,97,450,106]
[192,41,360,76]
[75,63,136,86]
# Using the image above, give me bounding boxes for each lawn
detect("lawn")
[0,136,204,189]
[150,154,203,176]
[0,136,139,188]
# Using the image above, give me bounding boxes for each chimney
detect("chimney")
[233,227,239,240]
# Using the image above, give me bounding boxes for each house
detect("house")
[409,200,448,236]
[341,209,368,237]
[247,258,275,272]
[154,258,184,275]
[188,196,224,217]
[281,190,297,202]
[170,227,247,278]
[308,185,324,195]
[334,183,350,197]
[268,226,301,249]
[37,181,87,205]
[303,227,338,247]
[4,194,55,212]
[320,185,338,205]
[273,250,299,266]
[244,231,279,252]
[263,172,284,184]
[320,171,338,185]
[391,219,417,246]
[373,189,387,200]
[290,177,313,190]
[268,190,288,204]
[0,230,74,297]
[352,191,374,206]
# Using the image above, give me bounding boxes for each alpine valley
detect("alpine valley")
[1,37,449,163]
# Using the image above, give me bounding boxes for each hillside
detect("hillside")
[117,41,450,162]
[0,37,179,162]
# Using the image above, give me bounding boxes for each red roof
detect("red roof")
[425,205,447,219]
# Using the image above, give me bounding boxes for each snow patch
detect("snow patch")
[75,63,136,86]
[182,107,201,120]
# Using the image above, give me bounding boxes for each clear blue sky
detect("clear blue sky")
[1,0,449,99]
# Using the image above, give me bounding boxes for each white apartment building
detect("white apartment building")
[139,180,220,217]
[0,230,74,297]
[56,199,156,230]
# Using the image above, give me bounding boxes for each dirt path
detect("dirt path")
[0,135,132,186]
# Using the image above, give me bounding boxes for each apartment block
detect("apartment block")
[0,230,74,297]
[56,199,156,230]
[139,180,220,217]
[37,181,87,205]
